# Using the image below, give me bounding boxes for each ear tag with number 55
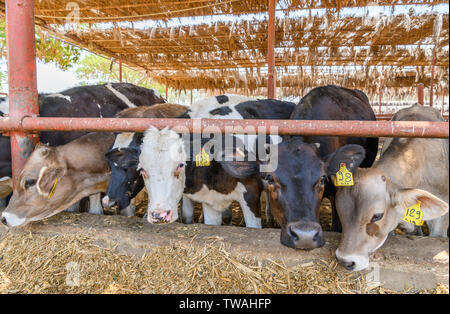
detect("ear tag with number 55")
[195,148,210,167]
[334,163,354,186]
[402,201,424,226]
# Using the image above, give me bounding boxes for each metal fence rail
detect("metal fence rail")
[0,117,448,138]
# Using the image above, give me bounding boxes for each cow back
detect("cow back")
[290,85,378,168]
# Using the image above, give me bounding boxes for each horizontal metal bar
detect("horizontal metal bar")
[0,117,448,138]
[375,114,449,120]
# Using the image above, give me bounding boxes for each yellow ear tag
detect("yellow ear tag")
[48,178,58,199]
[402,201,424,226]
[334,163,354,186]
[195,148,210,167]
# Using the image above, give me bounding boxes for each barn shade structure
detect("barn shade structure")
[0,0,449,183]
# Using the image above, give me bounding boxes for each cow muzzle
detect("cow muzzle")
[102,195,118,210]
[0,212,26,228]
[148,210,174,224]
[281,220,325,250]
[335,249,370,271]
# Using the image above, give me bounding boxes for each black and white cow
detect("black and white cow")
[102,103,188,216]
[218,86,379,249]
[138,95,296,228]
[0,83,165,208]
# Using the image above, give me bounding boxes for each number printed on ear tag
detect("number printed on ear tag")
[403,201,424,226]
[195,148,210,167]
[334,163,354,186]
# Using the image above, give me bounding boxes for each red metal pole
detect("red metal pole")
[119,59,123,83]
[442,88,446,115]
[378,79,382,114]
[417,83,424,105]
[267,0,277,99]
[5,0,39,186]
[0,117,448,138]
[430,49,436,107]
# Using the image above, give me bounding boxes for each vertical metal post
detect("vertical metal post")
[119,59,123,83]
[190,89,193,105]
[417,83,424,105]
[378,78,383,114]
[267,0,277,99]
[5,0,39,186]
[429,49,436,107]
[442,88,446,115]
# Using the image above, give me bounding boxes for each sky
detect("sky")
[36,61,79,92]
[0,3,448,94]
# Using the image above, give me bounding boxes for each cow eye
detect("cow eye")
[320,175,327,185]
[25,179,36,189]
[174,163,184,178]
[370,213,384,223]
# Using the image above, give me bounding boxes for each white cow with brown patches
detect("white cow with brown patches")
[334,105,449,271]
[1,132,114,228]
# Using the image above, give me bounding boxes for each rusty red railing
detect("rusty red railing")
[0,116,448,139]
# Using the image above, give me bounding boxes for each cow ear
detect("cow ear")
[36,166,64,197]
[326,144,366,176]
[393,188,449,221]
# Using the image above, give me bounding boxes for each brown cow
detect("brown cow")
[1,132,114,227]
[334,105,449,271]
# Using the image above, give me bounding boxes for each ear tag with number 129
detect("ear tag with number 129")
[402,201,424,226]
[334,163,354,186]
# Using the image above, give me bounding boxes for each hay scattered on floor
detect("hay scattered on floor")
[0,233,445,294]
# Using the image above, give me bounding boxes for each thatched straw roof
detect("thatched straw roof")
[57,13,448,71]
[17,0,450,24]
[151,66,449,97]
[0,1,448,96]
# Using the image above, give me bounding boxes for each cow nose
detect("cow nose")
[102,196,117,209]
[341,261,356,271]
[148,210,173,224]
[1,216,7,226]
[285,221,325,249]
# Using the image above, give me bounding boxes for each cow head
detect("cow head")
[103,133,143,211]
[220,137,366,250]
[1,143,109,228]
[335,167,449,271]
[139,127,186,224]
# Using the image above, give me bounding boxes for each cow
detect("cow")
[0,108,12,206]
[333,105,449,271]
[219,85,379,249]
[0,132,114,228]
[102,103,188,216]
[0,83,164,208]
[138,97,296,228]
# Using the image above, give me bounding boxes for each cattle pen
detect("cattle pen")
[0,0,449,296]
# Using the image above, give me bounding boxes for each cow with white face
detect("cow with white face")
[139,127,266,227]
[138,95,296,226]
[102,104,188,216]
[334,105,449,271]
[1,133,114,228]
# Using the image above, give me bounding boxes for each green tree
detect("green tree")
[0,18,81,91]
